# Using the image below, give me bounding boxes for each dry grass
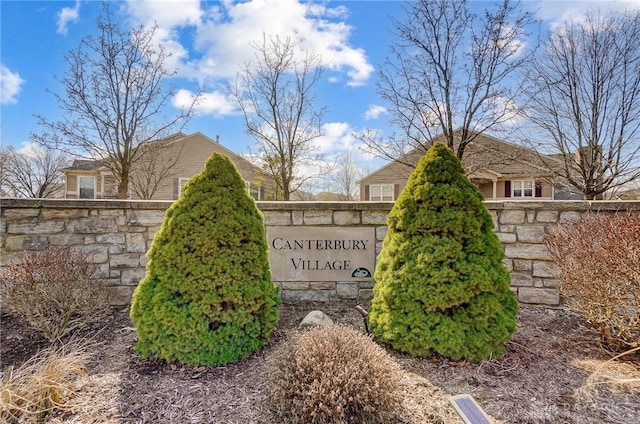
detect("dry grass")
[0,340,93,423]
[575,347,640,402]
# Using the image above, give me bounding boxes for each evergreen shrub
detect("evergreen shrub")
[130,153,279,366]
[268,324,402,424]
[368,142,518,361]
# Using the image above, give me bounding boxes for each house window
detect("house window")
[178,178,190,197]
[246,181,261,200]
[78,176,96,199]
[512,180,534,198]
[370,184,394,201]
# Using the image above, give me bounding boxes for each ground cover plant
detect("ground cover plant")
[369,142,518,361]
[545,212,640,350]
[130,153,279,366]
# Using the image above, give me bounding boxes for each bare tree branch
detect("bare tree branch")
[524,10,640,199]
[32,3,200,199]
[1,146,69,198]
[231,35,326,200]
[358,0,534,162]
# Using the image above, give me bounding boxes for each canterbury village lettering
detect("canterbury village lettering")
[266,227,376,282]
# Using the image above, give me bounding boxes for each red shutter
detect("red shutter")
[535,181,542,197]
[364,185,370,201]
[394,184,400,200]
[504,180,512,198]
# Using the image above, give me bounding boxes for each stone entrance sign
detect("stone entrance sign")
[266,226,376,282]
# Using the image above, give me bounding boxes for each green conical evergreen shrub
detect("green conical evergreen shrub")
[368,142,517,362]
[130,153,279,366]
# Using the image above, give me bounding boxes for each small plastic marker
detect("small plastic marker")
[449,394,492,424]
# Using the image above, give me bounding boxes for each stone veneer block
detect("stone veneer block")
[336,282,359,299]
[376,226,387,241]
[496,232,517,243]
[281,281,309,290]
[513,259,532,271]
[516,225,546,243]
[505,243,551,260]
[262,211,291,225]
[77,245,109,263]
[67,218,118,233]
[3,208,41,218]
[510,271,533,287]
[333,211,361,225]
[499,210,525,224]
[126,233,147,253]
[559,211,583,223]
[281,290,332,302]
[121,268,147,285]
[362,211,388,225]
[96,233,126,244]
[358,289,374,300]
[8,221,65,234]
[3,235,26,251]
[42,209,88,219]
[110,253,142,268]
[518,287,559,305]
[533,261,558,278]
[126,210,166,226]
[535,211,559,223]
[292,211,304,225]
[303,210,333,225]
[48,234,85,246]
[309,281,335,290]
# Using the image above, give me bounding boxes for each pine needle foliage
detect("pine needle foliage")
[368,142,517,361]
[130,153,279,366]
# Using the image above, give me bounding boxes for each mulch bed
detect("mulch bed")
[2,301,639,423]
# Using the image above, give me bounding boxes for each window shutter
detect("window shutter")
[364,185,370,201]
[394,184,400,200]
[260,186,265,200]
[173,178,179,200]
[504,180,512,198]
[535,181,542,197]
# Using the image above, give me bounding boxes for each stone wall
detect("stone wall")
[1,198,638,306]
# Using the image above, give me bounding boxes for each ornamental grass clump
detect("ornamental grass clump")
[368,142,518,362]
[0,340,92,423]
[0,246,109,342]
[130,153,279,366]
[268,324,403,424]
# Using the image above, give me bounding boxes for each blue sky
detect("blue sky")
[1,0,638,172]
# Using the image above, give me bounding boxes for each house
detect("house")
[360,131,572,201]
[61,132,274,200]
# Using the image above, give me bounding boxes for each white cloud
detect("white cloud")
[0,64,25,104]
[124,0,374,86]
[172,89,237,117]
[57,1,81,35]
[364,104,387,120]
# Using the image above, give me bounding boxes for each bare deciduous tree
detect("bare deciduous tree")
[231,35,325,200]
[33,3,198,199]
[326,151,363,200]
[0,145,68,198]
[359,0,533,164]
[128,136,184,200]
[524,10,640,200]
